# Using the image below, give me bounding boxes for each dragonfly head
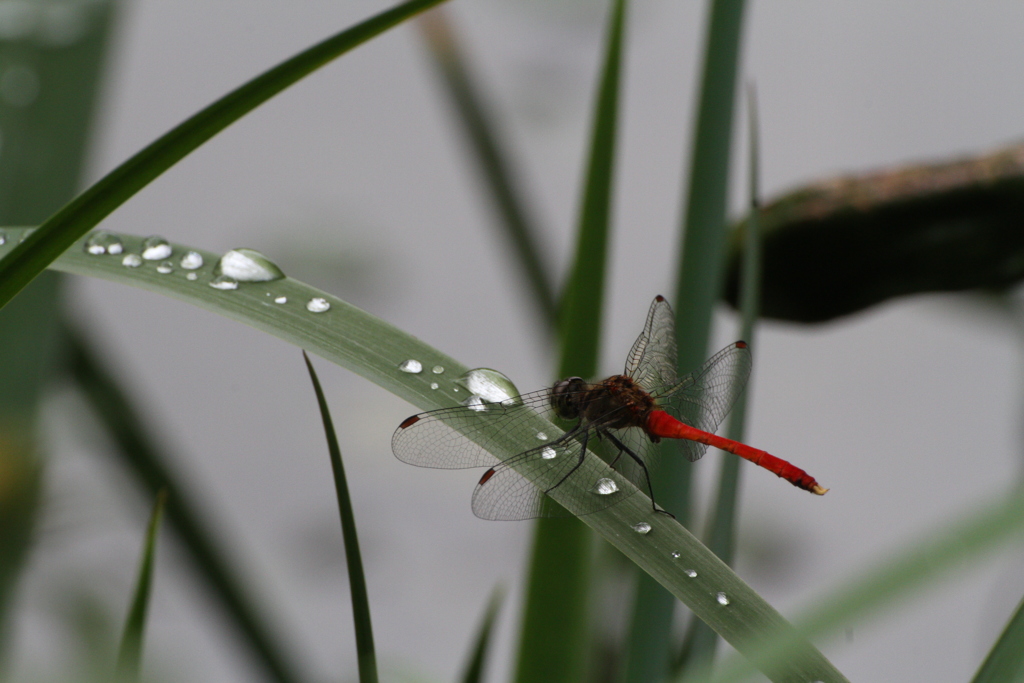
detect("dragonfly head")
[551,376,587,420]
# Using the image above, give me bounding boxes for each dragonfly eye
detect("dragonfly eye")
[551,376,586,420]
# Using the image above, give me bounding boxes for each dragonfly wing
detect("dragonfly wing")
[624,296,679,392]
[472,434,640,520]
[654,342,752,462]
[392,388,554,469]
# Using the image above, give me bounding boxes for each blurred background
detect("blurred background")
[5,0,1024,681]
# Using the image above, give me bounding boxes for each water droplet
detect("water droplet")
[209,275,238,290]
[186,272,198,281]
[156,261,173,274]
[0,64,39,107]
[430,382,439,390]
[457,368,520,406]
[716,592,730,606]
[0,230,6,246]
[593,478,619,495]
[453,387,460,392]
[684,568,697,578]
[141,236,172,260]
[179,250,203,270]
[84,230,123,255]
[463,395,487,412]
[399,360,423,374]
[632,522,652,534]
[671,551,681,559]
[121,253,142,268]
[540,446,557,459]
[536,431,548,441]
[306,297,330,313]
[431,365,444,374]
[214,248,284,282]
[274,296,287,304]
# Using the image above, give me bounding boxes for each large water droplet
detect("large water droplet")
[179,251,203,270]
[462,395,487,412]
[540,446,557,460]
[214,248,284,282]
[593,478,619,495]
[632,522,652,534]
[141,236,172,260]
[156,261,173,274]
[684,568,697,578]
[121,253,142,268]
[0,64,39,107]
[274,296,287,304]
[84,230,123,255]
[716,592,730,606]
[457,368,520,406]
[209,275,238,290]
[431,365,444,374]
[399,360,423,374]
[306,297,330,313]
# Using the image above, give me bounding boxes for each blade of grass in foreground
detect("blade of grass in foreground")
[115,489,167,681]
[680,84,763,680]
[32,228,843,682]
[418,8,556,330]
[625,0,749,681]
[64,321,307,683]
[0,0,446,313]
[459,586,505,683]
[970,594,1024,683]
[515,1,626,681]
[302,353,377,683]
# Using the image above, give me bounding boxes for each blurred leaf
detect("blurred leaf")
[682,84,763,679]
[625,0,749,680]
[64,320,308,683]
[723,142,1024,323]
[460,586,504,683]
[710,486,1024,683]
[515,1,625,681]
[0,0,117,652]
[971,594,1024,683]
[0,0,447,312]
[115,489,168,681]
[418,9,556,329]
[302,353,377,683]
[20,227,843,682]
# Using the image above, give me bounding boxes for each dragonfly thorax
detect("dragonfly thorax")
[550,374,656,431]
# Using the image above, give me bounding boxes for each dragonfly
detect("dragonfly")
[392,295,827,521]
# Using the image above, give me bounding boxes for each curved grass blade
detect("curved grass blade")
[626,1,749,680]
[0,0,447,312]
[708,486,1024,683]
[29,227,843,682]
[681,83,763,680]
[971,594,1024,683]
[460,586,505,683]
[418,9,556,330]
[515,2,626,681]
[302,353,377,683]
[115,489,167,681]
[64,320,307,683]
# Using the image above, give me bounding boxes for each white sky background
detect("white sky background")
[11,1,1024,682]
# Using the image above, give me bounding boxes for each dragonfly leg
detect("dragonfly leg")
[604,432,672,517]
[543,428,590,496]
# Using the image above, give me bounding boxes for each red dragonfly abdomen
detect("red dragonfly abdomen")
[645,409,828,495]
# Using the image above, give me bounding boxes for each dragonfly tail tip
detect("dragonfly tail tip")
[811,485,829,495]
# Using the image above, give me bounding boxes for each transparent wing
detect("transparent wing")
[392,387,556,469]
[624,295,679,393]
[653,341,752,462]
[471,433,642,521]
